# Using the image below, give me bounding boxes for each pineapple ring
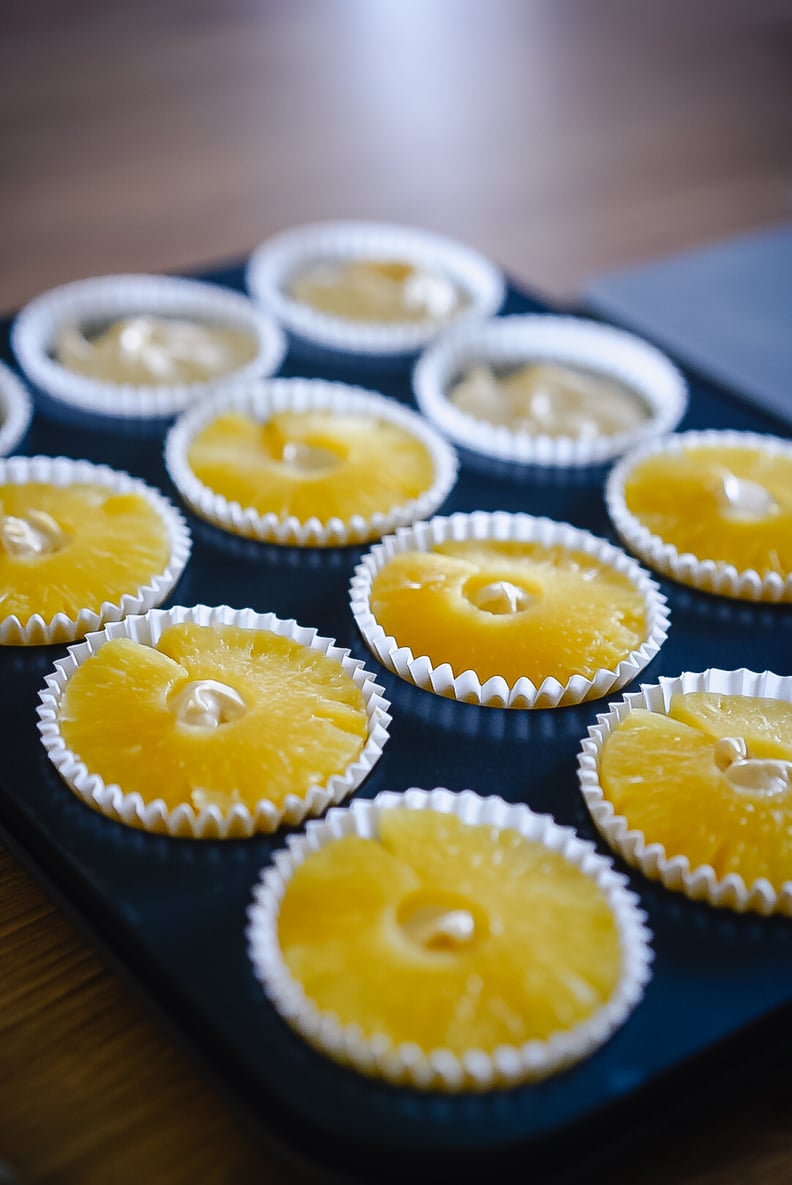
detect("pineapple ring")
[578,670,792,914]
[0,456,190,646]
[248,788,652,1091]
[607,430,792,602]
[368,541,647,686]
[186,411,433,526]
[352,512,669,708]
[38,607,391,838]
[165,380,458,547]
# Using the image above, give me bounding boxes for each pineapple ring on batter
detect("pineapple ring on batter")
[351,511,669,709]
[0,456,190,646]
[578,669,792,914]
[165,379,458,547]
[247,787,652,1091]
[37,606,391,838]
[607,430,792,602]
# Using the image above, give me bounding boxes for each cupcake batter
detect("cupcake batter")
[449,361,648,439]
[288,259,466,323]
[55,315,258,385]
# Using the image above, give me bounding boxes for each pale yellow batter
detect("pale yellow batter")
[449,361,648,439]
[288,259,466,324]
[55,315,257,385]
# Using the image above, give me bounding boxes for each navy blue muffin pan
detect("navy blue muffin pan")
[1,264,791,1183]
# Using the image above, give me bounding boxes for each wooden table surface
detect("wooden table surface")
[1,2,791,1182]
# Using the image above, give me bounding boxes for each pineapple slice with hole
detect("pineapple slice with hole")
[369,539,647,685]
[599,693,792,888]
[623,446,792,576]
[670,692,792,762]
[187,411,435,525]
[58,623,368,817]
[278,809,622,1054]
[0,483,169,624]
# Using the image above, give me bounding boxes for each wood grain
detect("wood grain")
[1,1,791,1182]
[1,0,791,311]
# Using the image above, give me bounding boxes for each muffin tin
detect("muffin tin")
[1,262,791,1183]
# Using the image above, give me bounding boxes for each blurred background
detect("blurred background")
[1,2,791,1183]
[2,0,790,310]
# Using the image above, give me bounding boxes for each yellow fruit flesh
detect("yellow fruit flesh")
[58,623,368,817]
[369,540,647,685]
[671,692,792,762]
[187,411,435,525]
[623,446,792,576]
[0,483,169,623]
[279,810,621,1053]
[599,693,792,887]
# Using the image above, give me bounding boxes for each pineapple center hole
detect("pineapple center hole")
[397,890,486,953]
[280,440,342,474]
[170,679,247,730]
[0,510,69,557]
[719,473,779,519]
[714,735,792,799]
[464,576,536,615]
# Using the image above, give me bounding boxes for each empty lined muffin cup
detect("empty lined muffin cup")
[247,786,652,1090]
[351,511,670,708]
[165,378,458,547]
[37,604,391,837]
[578,668,792,915]
[246,221,504,355]
[0,455,191,645]
[413,315,687,467]
[0,362,33,456]
[13,274,286,419]
[606,429,792,602]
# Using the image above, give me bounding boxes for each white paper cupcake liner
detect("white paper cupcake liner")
[247,786,652,1090]
[413,315,687,467]
[0,455,191,645]
[351,511,670,708]
[606,429,792,602]
[0,362,33,456]
[246,221,505,356]
[12,274,286,419]
[578,668,792,915]
[165,378,459,547]
[37,604,391,838]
